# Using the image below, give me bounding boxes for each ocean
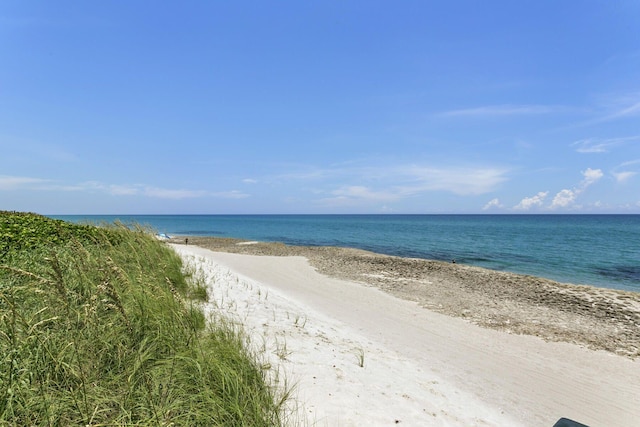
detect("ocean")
[51,214,640,293]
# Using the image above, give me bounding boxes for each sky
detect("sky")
[1,1,639,214]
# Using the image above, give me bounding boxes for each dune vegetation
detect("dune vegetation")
[0,211,287,426]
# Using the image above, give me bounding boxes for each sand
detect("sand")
[170,240,640,427]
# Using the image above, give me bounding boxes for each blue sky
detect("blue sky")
[1,1,639,214]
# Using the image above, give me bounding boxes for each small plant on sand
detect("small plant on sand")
[294,314,307,328]
[356,347,365,368]
[275,337,292,361]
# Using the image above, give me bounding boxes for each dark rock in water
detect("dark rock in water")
[594,265,640,282]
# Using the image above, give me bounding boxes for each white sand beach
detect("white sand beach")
[171,244,640,427]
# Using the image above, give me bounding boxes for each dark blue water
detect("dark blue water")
[51,214,640,292]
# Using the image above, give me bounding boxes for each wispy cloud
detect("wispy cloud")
[273,162,510,196]
[0,175,49,190]
[275,166,340,182]
[578,93,640,126]
[611,171,636,183]
[143,187,209,199]
[108,184,140,196]
[598,101,640,122]
[400,166,509,195]
[435,104,575,118]
[313,164,510,207]
[319,186,401,207]
[612,159,640,183]
[2,138,80,163]
[211,190,250,199]
[41,181,207,199]
[0,175,241,200]
[572,135,640,153]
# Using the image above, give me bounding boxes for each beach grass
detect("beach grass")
[0,211,288,426]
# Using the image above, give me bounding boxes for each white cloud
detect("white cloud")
[549,168,603,210]
[612,171,636,183]
[334,186,399,201]
[482,198,503,210]
[600,100,640,122]
[108,184,140,196]
[573,135,640,153]
[319,186,400,207]
[102,186,247,200]
[211,190,250,199]
[550,189,577,208]
[581,168,603,186]
[242,178,258,184]
[436,104,572,118]
[612,159,640,183]
[619,159,640,168]
[584,93,640,125]
[400,166,509,196]
[282,162,509,207]
[49,182,208,200]
[573,142,608,153]
[0,175,49,190]
[0,175,225,200]
[143,187,208,199]
[514,191,548,210]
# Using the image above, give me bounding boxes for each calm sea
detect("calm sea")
[51,214,640,293]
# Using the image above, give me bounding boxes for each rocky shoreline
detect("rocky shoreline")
[171,236,640,358]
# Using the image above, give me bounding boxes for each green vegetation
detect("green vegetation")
[0,211,287,426]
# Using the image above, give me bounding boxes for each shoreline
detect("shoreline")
[170,236,640,358]
[171,242,640,426]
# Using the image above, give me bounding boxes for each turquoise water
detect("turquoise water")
[51,214,640,293]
